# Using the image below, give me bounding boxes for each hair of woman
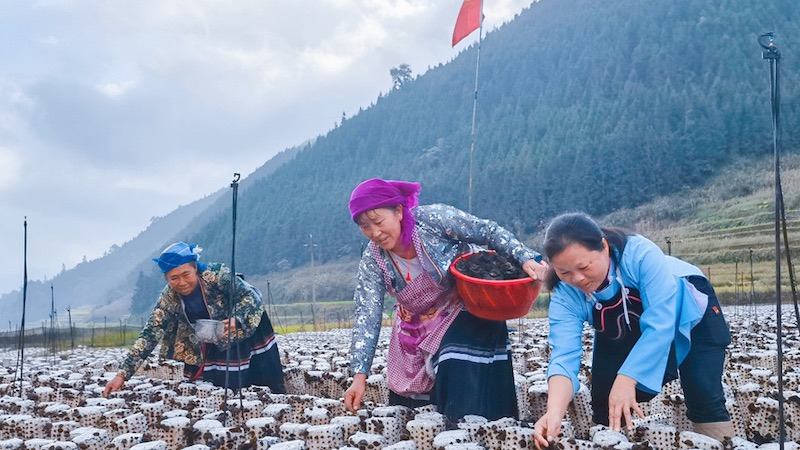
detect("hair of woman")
[542,212,630,290]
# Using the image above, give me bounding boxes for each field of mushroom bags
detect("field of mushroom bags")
[0,305,798,450]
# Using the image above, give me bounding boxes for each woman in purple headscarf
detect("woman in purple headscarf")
[344,178,548,423]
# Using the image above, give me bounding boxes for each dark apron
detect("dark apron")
[590,274,678,425]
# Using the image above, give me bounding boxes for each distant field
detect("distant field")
[593,154,800,306]
[8,156,800,347]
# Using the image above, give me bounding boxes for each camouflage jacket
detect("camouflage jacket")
[117,262,264,380]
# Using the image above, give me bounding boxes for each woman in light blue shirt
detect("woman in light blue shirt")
[532,212,733,446]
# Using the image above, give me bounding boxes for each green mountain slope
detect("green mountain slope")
[3,0,799,323]
[602,154,800,296]
[250,152,800,313]
[192,0,800,277]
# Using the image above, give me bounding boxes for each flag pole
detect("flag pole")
[467,2,484,214]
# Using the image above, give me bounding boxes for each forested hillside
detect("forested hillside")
[192,0,800,276]
[4,0,800,323]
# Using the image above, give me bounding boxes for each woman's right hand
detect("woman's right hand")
[533,375,573,449]
[344,373,367,413]
[523,259,549,282]
[102,373,125,398]
[533,410,564,449]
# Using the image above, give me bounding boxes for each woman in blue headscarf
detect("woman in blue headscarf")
[102,242,285,397]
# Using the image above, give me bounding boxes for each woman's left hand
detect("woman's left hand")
[608,374,644,432]
[222,318,238,339]
[523,259,549,282]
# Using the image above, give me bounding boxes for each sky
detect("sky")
[0,0,533,296]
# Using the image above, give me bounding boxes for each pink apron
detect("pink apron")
[371,231,462,396]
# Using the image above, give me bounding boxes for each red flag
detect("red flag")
[452,0,483,47]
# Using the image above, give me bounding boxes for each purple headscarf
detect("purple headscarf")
[348,178,421,246]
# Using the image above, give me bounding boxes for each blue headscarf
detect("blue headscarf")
[153,242,207,274]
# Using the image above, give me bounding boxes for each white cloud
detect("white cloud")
[96,79,138,99]
[38,35,60,46]
[0,0,535,296]
[299,17,390,74]
[0,147,21,189]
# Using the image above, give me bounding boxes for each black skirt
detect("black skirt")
[432,309,518,424]
[185,311,286,393]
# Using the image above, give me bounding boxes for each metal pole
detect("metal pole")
[50,285,59,363]
[749,248,755,303]
[779,197,800,323]
[16,217,28,396]
[467,1,485,213]
[760,31,786,448]
[67,306,74,349]
[223,172,241,424]
[50,285,55,351]
[53,310,60,355]
[740,273,745,307]
[305,234,318,331]
[735,260,739,306]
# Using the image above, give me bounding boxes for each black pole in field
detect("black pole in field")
[50,285,59,361]
[67,306,74,350]
[779,192,800,323]
[265,281,285,335]
[759,31,786,448]
[222,173,243,425]
[15,218,29,396]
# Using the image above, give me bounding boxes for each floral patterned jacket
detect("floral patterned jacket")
[117,262,264,380]
[349,203,542,374]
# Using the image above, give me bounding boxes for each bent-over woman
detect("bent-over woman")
[533,212,733,446]
[103,242,285,397]
[343,178,548,424]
